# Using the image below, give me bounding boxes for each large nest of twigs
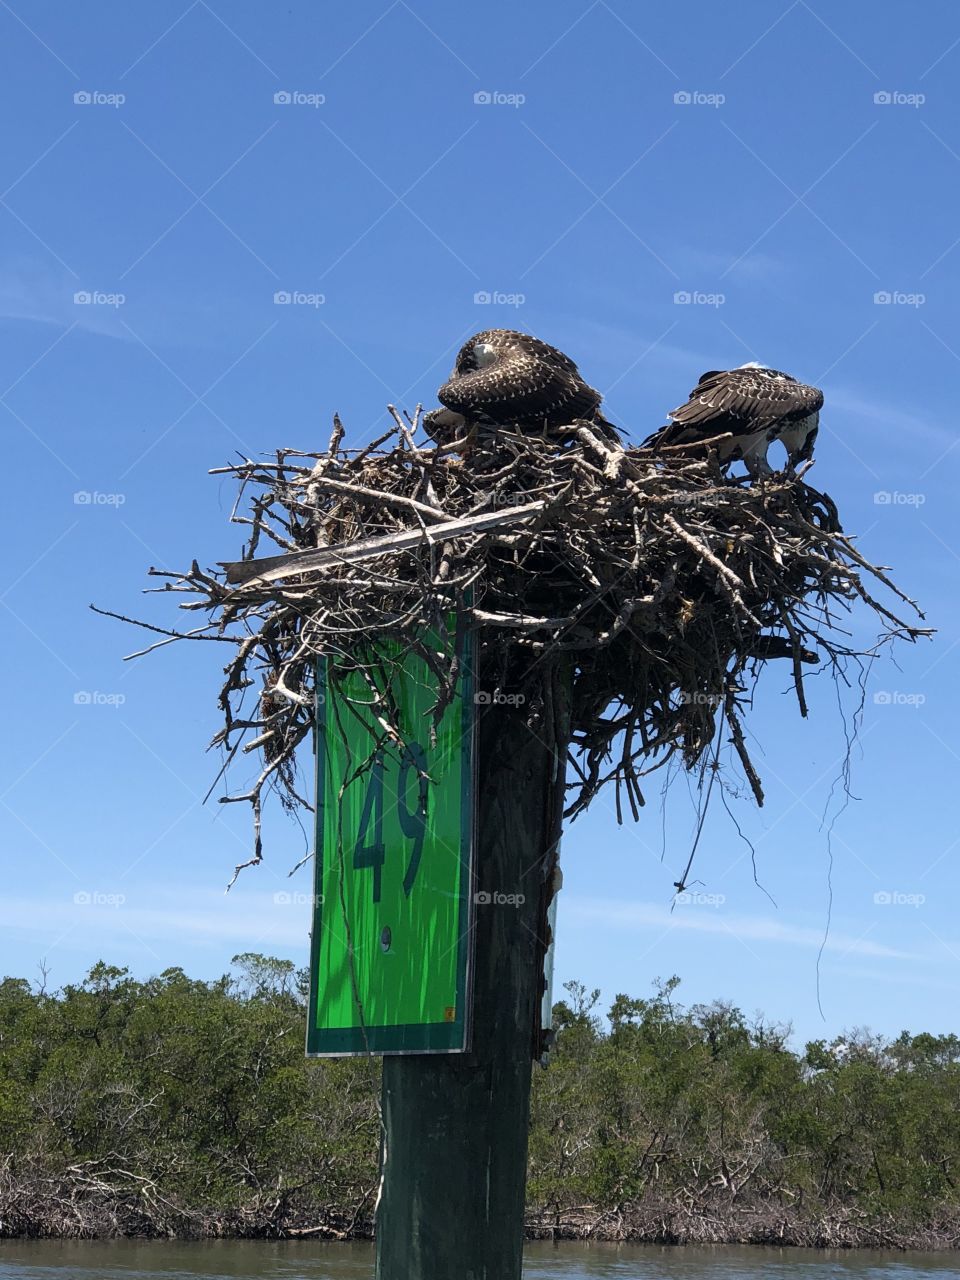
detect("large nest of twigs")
[108,410,928,866]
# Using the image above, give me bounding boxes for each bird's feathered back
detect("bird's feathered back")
[437,329,606,428]
[647,366,823,447]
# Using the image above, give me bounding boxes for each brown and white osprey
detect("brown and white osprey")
[643,363,823,477]
[424,329,618,443]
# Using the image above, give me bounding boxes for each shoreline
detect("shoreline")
[524,1205,960,1251]
[3,1206,960,1251]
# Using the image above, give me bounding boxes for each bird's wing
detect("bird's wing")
[642,369,823,450]
[439,337,601,422]
[513,333,583,377]
[669,369,822,433]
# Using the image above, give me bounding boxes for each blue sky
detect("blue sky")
[2,0,960,1048]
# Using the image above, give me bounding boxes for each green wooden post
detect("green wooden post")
[375,664,570,1280]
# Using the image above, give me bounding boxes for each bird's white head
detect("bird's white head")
[473,342,498,369]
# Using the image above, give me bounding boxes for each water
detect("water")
[0,1241,958,1279]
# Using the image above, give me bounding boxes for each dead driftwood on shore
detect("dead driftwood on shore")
[4,1162,960,1251]
[97,408,929,872]
[524,1201,960,1250]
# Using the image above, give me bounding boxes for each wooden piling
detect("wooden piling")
[375,666,569,1279]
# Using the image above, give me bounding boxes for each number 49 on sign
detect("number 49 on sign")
[307,630,476,1055]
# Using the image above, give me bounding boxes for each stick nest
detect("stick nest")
[106,410,929,871]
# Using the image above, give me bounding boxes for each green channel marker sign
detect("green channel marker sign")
[307,629,475,1055]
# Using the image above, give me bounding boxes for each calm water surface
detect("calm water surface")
[0,1241,958,1279]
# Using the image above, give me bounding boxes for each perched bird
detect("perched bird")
[643,363,823,478]
[424,329,619,444]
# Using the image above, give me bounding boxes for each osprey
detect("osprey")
[643,363,823,478]
[424,329,619,444]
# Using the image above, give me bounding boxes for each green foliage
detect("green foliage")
[0,964,958,1239]
[528,978,960,1235]
[0,958,380,1236]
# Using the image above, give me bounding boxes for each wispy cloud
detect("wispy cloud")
[0,885,314,961]
[674,246,789,282]
[0,259,131,340]
[574,317,717,377]
[0,258,262,350]
[829,965,960,994]
[826,385,951,450]
[564,896,920,961]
